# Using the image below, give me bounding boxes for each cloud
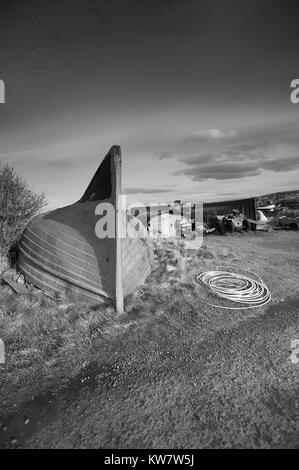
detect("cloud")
[225,143,268,159]
[176,161,261,181]
[175,151,299,181]
[262,155,299,172]
[183,128,238,143]
[155,151,173,160]
[124,187,173,194]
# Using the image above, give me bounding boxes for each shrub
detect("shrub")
[0,164,47,258]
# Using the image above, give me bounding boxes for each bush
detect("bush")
[0,164,47,258]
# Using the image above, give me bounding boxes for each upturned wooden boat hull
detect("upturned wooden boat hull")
[18,146,152,310]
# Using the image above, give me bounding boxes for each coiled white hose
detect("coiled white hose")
[196,266,271,309]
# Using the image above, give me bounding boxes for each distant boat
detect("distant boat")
[18,146,153,312]
[257,204,275,211]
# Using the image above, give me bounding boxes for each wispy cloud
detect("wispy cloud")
[155,151,173,160]
[0,147,73,169]
[183,128,238,143]
[124,187,173,194]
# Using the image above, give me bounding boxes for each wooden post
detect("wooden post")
[112,146,124,313]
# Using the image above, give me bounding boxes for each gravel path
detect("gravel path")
[0,297,298,448]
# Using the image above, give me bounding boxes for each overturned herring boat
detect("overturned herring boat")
[18,146,152,312]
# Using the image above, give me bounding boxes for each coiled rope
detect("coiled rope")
[196,266,271,309]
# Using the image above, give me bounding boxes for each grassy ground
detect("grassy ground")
[0,231,298,448]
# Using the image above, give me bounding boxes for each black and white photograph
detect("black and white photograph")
[0,0,298,454]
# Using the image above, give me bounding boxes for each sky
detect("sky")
[0,0,298,209]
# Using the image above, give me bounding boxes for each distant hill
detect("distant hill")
[257,189,299,208]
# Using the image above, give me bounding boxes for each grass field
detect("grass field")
[0,230,298,448]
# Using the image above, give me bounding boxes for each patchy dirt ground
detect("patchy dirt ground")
[0,231,298,448]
